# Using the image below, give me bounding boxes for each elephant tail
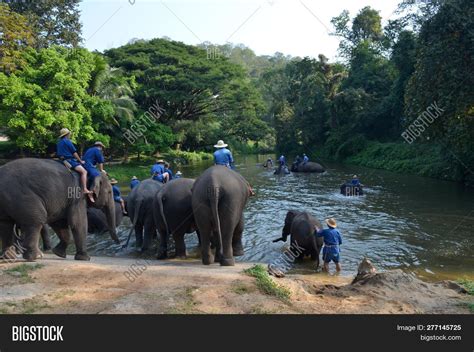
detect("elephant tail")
[124,197,142,249]
[157,194,170,239]
[210,187,223,259]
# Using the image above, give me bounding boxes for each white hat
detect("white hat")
[59,128,71,138]
[176,171,182,176]
[214,140,228,148]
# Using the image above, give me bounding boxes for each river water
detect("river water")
[89,154,474,281]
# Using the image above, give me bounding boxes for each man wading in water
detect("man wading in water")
[314,218,343,272]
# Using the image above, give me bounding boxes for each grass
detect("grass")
[4,263,44,284]
[167,286,201,314]
[244,264,291,302]
[457,279,474,312]
[231,280,254,295]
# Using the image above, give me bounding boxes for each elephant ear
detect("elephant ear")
[92,176,101,198]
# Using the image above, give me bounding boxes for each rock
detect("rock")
[267,264,285,278]
[352,257,377,284]
[438,280,468,294]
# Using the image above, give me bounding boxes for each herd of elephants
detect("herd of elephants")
[0,157,358,267]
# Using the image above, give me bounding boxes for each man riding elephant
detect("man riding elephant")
[213,140,234,168]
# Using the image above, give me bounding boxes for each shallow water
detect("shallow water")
[88,154,474,281]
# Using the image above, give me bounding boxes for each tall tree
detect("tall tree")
[8,0,82,48]
[0,4,35,74]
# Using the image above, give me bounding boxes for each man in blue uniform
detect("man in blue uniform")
[56,128,93,202]
[351,175,361,186]
[83,141,106,186]
[130,176,140,189]
[150,159,170,183]
[314,218,342,272]
[174,171,182,179]
[110,178,127,215]
[302,153,309,165]
[164,162,174,180]
[278,155,286,166]
[213,140,234,168]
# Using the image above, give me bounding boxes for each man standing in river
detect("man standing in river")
[314,218,343,272]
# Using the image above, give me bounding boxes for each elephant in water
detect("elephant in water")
[340,183,363,196]
[274,164,290,175]
[0,158,118,261]
[272,210,323,268]
[291,161,325,173]
[126,179,162,251]
[87,200,124,235]
[192,165,252,266]
[153,178,199,259]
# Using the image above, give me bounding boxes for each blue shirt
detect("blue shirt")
[351,178,360,186]
[279,155,286,165]
[56,138,77,159]
[303,155,309,163]
[165,168,174,179]
[315,227,342,254]
[214,148,233,167]
[151,163,165,176]
[83,146,105,166]
[112,185,122,203]
[130,179,140,189]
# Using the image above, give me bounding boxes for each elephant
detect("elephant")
[340,183,363,196]
[191,165,252,266]
[274,164,290,175]
[153,178,199,259]
[14,224,52,252]
[272,210,323,268]
[126,179,162,251]
[290,161,325,173]
[87,200,124,234]
[0,158,118,261]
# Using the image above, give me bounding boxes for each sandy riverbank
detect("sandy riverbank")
[0,255,471,314]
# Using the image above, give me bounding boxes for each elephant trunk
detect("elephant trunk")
[104,200,119,244]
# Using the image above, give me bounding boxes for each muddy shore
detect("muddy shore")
[0,255,471,314]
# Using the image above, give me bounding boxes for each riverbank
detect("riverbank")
[319,141,474,187]
[0,256,471,314]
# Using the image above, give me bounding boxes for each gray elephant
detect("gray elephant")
[154,178,199,259]
[274,164,290,175]
[291,161,325,173]
[0,158,118,261]
[272,210,323,268]
[126,179,162,251]
[14,224,52,252]
[191,166,252,266]
[87,200,124,234]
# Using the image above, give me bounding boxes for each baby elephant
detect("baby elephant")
[273,210,324,268]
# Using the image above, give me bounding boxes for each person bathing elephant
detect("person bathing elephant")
[126,179,162,251]
[192,165,253,266]
[153,178,199,259]
[0,158,118,261]
[272,210,324,268]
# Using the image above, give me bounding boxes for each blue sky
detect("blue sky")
[79,0,402,60]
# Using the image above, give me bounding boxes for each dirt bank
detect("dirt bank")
[0,255,471,314]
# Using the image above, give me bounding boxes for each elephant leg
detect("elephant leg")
[232,215,244,257]
[157,226,169,259]
[50,223,72,259]
[41,226,51,251]
[68,205,90,261]
[0,221,15,259]
[20,224,43,261]
[199,227,214,265]
[220,225,235,266]
[173,232,187,258]
[135,224,144,249]
[142,218,155,252]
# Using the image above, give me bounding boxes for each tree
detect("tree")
[0,47,113,153]
[405,0,474,180]
[8,0,82,48]
[0,4,35,74]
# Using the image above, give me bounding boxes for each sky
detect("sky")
[79,0,402,61]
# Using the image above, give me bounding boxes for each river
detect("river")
[89,154,474,281]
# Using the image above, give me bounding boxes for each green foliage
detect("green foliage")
[244,264,291,302]
[105,38,270,151]
[5,263,44,284]
[457,279,474,295]
[0,47,114,153]
[8,0,82,48]
[164,150,212,164]
[0,4,35,74]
